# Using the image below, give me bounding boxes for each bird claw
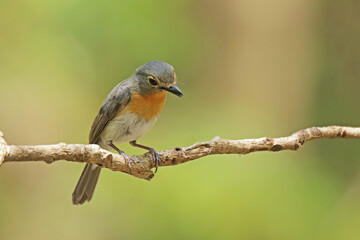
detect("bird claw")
[149,148,161,173]
[108,142,134,171]
[120,152,134,170]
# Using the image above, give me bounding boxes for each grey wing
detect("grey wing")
[89,80,132,144]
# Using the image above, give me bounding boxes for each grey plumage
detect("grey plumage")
[72,163,101,205]
[72,81,132,205]
[136,61,175,84]
[89,81,132,145]
[72,61,180,205]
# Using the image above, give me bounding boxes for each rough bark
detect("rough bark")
[1,126,359,180]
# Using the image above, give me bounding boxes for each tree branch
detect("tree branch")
[1,126,359,180]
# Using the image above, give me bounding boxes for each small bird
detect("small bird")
[72,61,182,205]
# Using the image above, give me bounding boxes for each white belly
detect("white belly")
[98,111,157,149]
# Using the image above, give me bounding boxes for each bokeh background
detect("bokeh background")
[0,0,359,239]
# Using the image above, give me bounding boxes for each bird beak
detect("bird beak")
[161,84,183,97]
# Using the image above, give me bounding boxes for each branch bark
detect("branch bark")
[1,126,359,180]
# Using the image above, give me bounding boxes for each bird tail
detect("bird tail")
[72,163,101,205]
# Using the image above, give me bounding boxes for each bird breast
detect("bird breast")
[100,111,158,146]
[98,92,167,147]
[127,92,167,120]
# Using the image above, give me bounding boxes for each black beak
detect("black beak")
[161,84,183,97]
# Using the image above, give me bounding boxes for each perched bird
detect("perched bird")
[72,61,183,205]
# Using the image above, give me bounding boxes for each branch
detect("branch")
[1,126,359,180]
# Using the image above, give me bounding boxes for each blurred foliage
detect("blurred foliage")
[0,0,359,239]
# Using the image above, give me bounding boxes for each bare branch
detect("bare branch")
[1,126,359,180]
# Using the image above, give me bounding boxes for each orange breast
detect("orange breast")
[127,92,167,120]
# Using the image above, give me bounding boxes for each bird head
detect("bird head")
[135,61,183,97]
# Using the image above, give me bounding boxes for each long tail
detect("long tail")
[72,163,101,205]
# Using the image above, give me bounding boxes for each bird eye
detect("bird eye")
[148,77,158,86]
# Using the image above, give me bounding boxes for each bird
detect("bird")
[72,61,183,205]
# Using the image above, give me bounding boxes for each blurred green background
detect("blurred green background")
[0,0,359,239]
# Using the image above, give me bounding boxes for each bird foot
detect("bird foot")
[109,142,135,171]
[148,148,161,173]
[119,152,135,170]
